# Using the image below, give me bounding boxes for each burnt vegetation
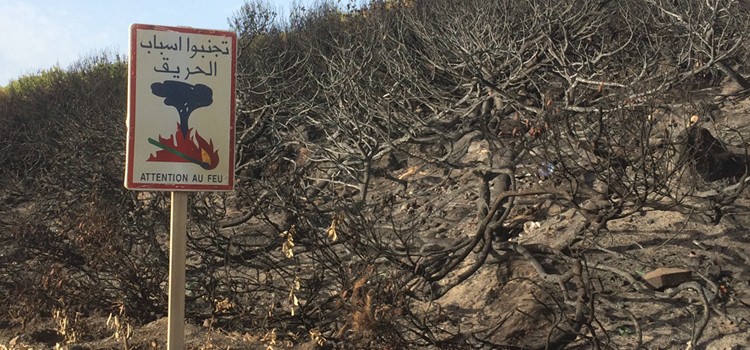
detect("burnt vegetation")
[3,0,750,348]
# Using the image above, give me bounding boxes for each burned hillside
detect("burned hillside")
[3,0,750,348]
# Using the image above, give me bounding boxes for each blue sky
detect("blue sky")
[0,0,318,86]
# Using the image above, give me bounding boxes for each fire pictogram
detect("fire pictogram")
[147,80,220,170]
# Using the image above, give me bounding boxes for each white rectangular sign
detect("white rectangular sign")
[125,24,237,191]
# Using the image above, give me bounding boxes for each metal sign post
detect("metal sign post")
[167,191,188,350]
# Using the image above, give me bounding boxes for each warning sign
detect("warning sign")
[125,24,236,191]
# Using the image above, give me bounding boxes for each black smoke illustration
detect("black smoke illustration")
[151,80,213,138]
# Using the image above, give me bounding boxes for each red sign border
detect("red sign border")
[125,23,237,191]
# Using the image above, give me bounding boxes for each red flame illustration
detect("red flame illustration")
[148,123,219,170]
